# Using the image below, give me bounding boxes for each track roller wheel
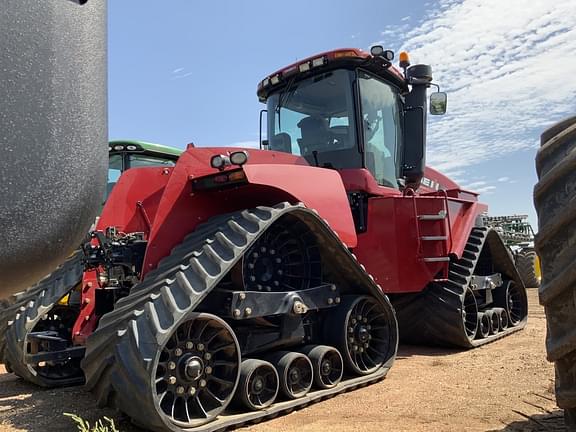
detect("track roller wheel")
[267,352,313,400]
[235,359,279,411]
[493,307,508,330]
[477,313,490,339]
[326,295,396,376]
[299,345,343,389]
[153,314,240,429]
[485,310,499,335]
[494,281,526,327]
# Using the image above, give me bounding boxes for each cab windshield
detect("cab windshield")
[266,69,360,169]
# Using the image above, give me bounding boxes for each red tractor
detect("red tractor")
[5,47,527,431]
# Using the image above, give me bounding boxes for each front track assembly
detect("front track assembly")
[82,203,398,432]
[3,252,84,387]
[393,227,528,348]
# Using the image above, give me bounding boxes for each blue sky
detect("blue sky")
[109,0,576,229]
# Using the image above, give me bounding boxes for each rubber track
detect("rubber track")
[515,249,540,288]
[81,202,398,432]
[392,227,528,348]
[3,252,84,386]
[0,251,82,365]
[534,115,576,425]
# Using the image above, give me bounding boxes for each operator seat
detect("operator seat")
[297,116,331,155]
[269,132,292,153]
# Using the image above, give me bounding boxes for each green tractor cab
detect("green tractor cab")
[106,140,182,199]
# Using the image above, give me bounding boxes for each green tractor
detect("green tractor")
[483,214,541,288]
[0,140,182,368]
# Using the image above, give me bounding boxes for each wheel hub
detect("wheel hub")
[321,359,332,375]
[184,357,204,381]
[251,375,265,394]
[289,367,301,384]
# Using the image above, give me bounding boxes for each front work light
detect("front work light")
[210,154,231,171]
[230,150,249,166]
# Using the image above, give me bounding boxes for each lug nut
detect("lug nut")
[248,263,255,269]
[205,366,213,375]
[176,386,185,395]
[257,284,263,291]
[199,379,207,388]
[245,307,252,316]
[260,246,267,253]
[252,252,259,258]
[204,352,212,361]
[277,269,283,275]
[357,315,362,321]
[265,286,272,292]
[335,297,341,304]
[186,342,194,350]
[348,327,354,333]
[327,298,334,305]
[363,317,368,323]
[174,348,183,356]
[233,309,241,318]
[197,343,205,351]
[351,318,357,324]
[331,285,337,292]
[189,387,196,396]
[367,325,372,331]
[249,276,256,282]
[168,376,177,385]
[273,281,280,287]
[270,249,276,255]
[239,292,246,300]
[349,337,355,344]
[168,361,176,370]
[275,258,282,264]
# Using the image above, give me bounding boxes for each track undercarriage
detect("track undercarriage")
[392,227,528,348]
[0,206,529,431]
[3,203,398,431]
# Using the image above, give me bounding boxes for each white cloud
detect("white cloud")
[375,0,576,172]
[172,67,184,74]
[497,176,510,182]
[401,16,411,21]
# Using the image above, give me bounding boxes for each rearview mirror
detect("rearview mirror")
[429,92,447,115]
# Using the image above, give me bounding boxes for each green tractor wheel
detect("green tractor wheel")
[515,248,541,288]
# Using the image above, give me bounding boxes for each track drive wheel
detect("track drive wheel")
[153,314,240,428]
[326,296,396,376]
[235,359,279,411]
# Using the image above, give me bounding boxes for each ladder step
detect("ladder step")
[422,257,451,262]
[421,236,448,241]
[418,212,447,221]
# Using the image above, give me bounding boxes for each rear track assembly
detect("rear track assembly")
[392,227,528,348]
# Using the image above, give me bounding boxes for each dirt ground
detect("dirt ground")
[0,289,566,432]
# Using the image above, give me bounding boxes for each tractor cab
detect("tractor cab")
[258,47,446,190]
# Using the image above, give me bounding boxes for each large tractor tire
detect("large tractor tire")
[515,248,541,288]
[534,116,576,428]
